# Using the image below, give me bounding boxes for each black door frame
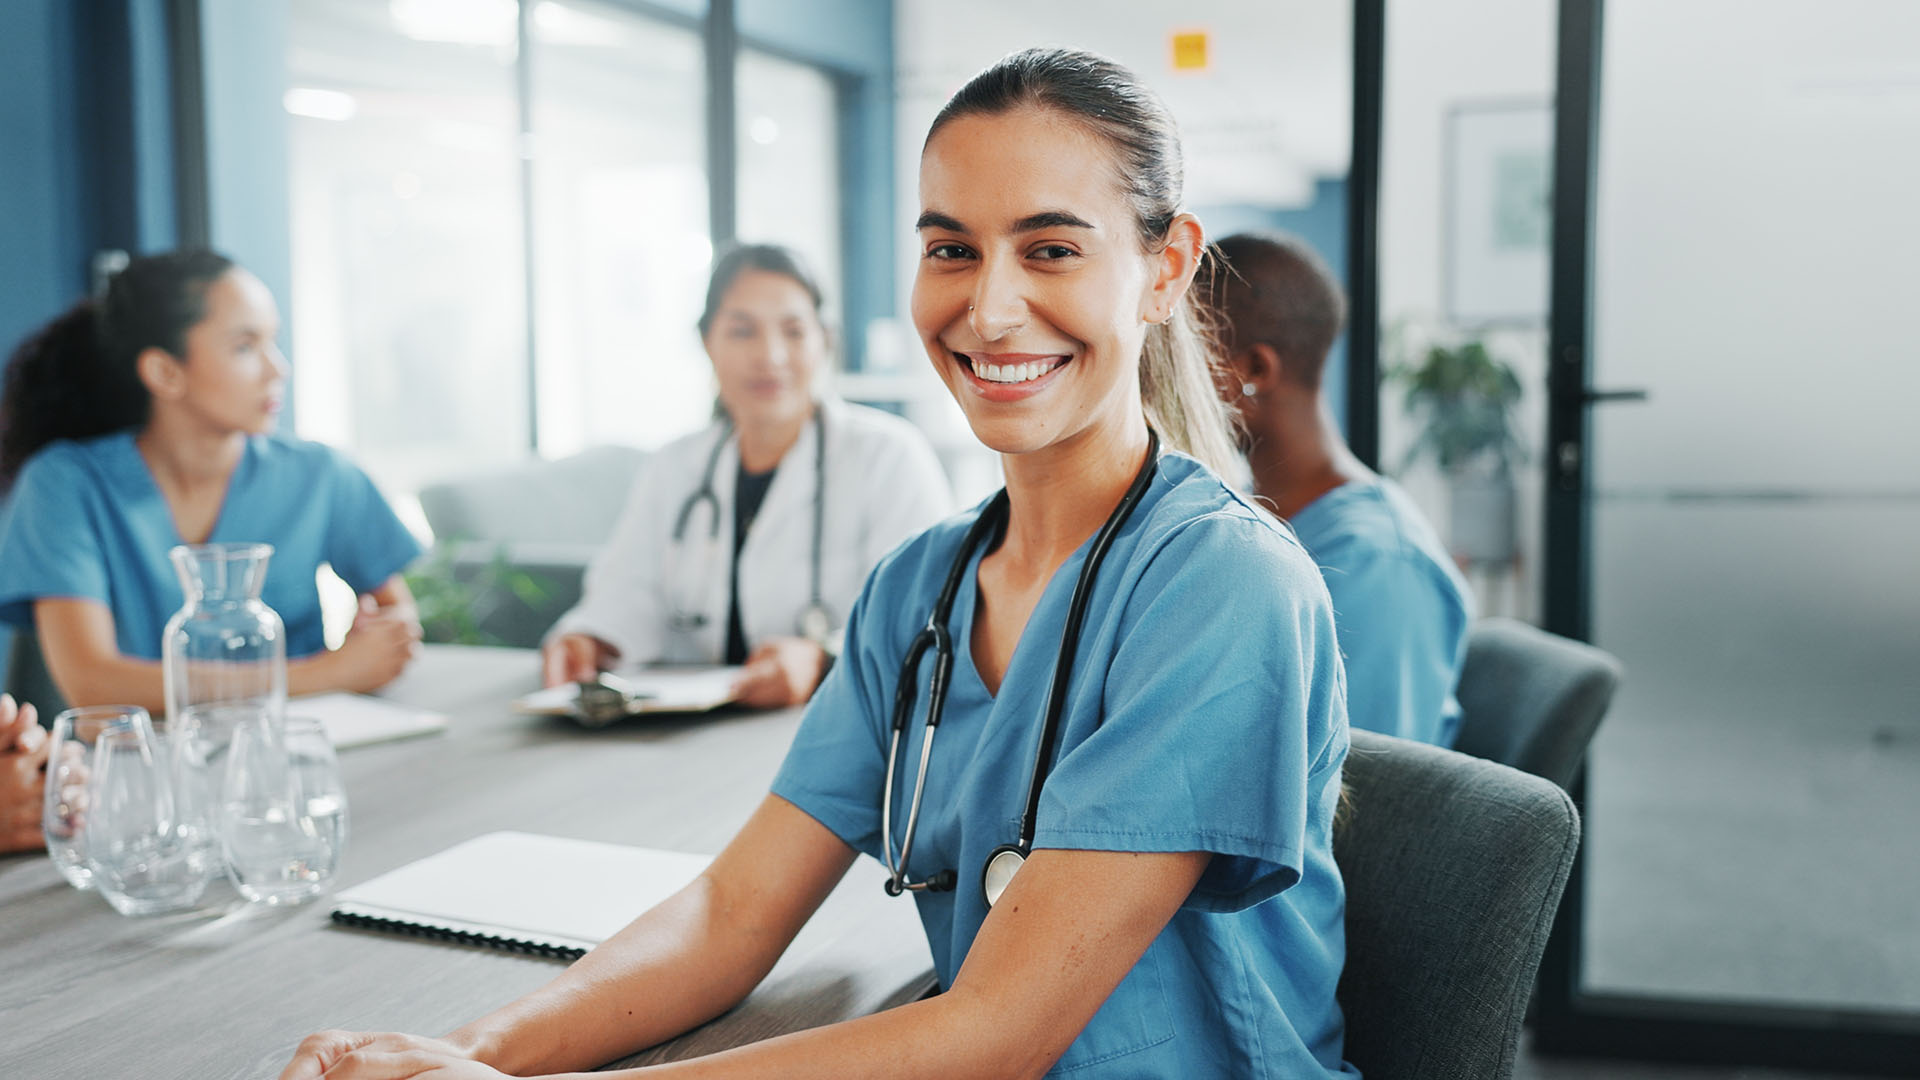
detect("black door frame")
[1529,0,1920,1072]
[1345,0,1384,466]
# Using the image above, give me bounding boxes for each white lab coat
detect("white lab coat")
[552,398,953,665]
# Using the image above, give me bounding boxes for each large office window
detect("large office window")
[529,1,710,459]
[286,0,528,493]
[736,47,842,312]
[283,1,869,496]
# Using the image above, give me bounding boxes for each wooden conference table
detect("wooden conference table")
[0,646,937,1079]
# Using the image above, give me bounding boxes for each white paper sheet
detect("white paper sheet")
[289,692,448,750]
[333,832,712,953]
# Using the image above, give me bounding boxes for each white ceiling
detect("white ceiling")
[894,0,1353,209]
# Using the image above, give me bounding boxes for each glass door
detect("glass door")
[1537,0,1920,1070]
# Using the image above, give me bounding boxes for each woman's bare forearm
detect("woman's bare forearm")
[451,798,859,1076]
[540,847,1210,1080]
[546,984,1042,1080]
[37,597,343,710]
[449,875,781,1074]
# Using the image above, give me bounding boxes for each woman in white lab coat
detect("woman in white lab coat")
[542,244,952,708]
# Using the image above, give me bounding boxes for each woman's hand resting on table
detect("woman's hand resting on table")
[541,632,618,689]
[730,636,830,709]
[278,1031,508,1080]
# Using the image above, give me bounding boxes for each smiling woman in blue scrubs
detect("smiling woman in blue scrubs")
[280,48,1357,1080]
[0,250,423,713]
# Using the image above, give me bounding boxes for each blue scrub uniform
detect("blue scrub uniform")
[773,453,1358,1079]
[0,431,422,660]
[1289,478,1471,747]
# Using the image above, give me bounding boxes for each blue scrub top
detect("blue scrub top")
[1290,478,1472,747]
[0,431,422,660]
[774,453,1358,1079]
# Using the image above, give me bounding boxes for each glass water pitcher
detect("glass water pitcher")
[161,542,288,882]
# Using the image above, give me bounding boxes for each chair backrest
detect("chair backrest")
[1334,729,1579,1080]
[5,631,68,720]
[417,445,647,549]
[1451,617,1623,789]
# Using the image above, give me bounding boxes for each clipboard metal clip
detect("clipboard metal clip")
[573,673,653,728]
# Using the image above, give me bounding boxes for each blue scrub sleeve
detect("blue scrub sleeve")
[1033,514,1349,913]
[322,451,424,594]
[769,573,890,857]
[1320,537,1469,745]
[0,449,110,629]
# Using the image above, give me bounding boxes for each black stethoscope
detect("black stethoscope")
[668,408,833,648]
[882,429,1160,909]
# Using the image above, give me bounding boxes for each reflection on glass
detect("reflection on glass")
[529,0,711,459]
[1377,0,1557,623]
[287,0,528,492]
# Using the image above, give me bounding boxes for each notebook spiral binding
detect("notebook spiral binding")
[330,909,587,961]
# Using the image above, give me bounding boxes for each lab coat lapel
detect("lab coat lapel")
[735,412,820,646]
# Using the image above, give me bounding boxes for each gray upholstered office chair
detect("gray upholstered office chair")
[1451,616,1623,790]
[415,445,647,647]
[1334,729,1580,1080]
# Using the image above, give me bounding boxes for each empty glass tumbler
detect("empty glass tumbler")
[221,715,347,905]
[43,705,152,890]
[162,542,289,883]
[84,713,210,915]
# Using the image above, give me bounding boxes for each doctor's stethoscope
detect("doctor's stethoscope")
[668,408,833,648]
[882,428,1160,910]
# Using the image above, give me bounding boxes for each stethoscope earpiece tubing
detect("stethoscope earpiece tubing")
[669,409,832,642]
[880,432,1161,905]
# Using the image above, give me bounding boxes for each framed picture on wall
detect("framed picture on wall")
[1445,100,1552,326]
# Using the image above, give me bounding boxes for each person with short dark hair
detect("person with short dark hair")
[0,250,424,714]
[1200,231,1472,746]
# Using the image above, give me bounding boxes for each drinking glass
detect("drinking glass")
[43,706,150,889]
[221,715,347,905]
[85,717,209,916]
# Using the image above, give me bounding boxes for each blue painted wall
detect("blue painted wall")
[0,1,90,356]
[1194,176,1351,436]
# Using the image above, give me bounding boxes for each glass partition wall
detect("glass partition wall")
[286,0,528,491]
[528,1,710,459]
[1531,0,1920,1071]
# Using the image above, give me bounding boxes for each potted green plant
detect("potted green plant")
[1387,336,1527,564]
[403,542,561,647]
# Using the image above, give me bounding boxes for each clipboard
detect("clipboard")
[513,666,742,726]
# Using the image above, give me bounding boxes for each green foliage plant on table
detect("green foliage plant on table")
[1386,327,1530,565]
[403,541,555,647]
[1387,334,1528,477]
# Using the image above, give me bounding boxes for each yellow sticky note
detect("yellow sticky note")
[1171,30,1209,72]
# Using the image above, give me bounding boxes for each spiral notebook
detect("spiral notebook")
[330,832,713,959]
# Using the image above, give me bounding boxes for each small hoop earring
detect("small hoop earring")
[1241,382,1257,398]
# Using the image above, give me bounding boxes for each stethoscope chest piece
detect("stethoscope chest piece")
[982,844,1026,908]
[798,603,834,649]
